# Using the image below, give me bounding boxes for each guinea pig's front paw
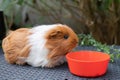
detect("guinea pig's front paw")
[16,57,26,65]
[45,64,56,68]
[45,62,60,68]
[16,60,26,65]
[45,60,65,68]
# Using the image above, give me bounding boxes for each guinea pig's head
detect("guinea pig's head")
[45,24,79,59]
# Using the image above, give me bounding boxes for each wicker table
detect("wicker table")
[0,46,120,80]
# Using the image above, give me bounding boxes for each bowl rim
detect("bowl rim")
[66,50,110,63]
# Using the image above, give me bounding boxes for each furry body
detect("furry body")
[2,24,78,68]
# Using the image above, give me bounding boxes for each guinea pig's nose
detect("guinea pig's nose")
[73,39,79,44]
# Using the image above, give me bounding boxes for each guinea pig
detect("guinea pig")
[2,24,78,68]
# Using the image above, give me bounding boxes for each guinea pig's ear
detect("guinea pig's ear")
[49,30,62,39]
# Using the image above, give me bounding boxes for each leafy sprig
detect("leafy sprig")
[78,34,120,62]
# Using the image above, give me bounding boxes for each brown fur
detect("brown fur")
[2,24,78,67]
[2,28,31,65]
[45,25,78,65]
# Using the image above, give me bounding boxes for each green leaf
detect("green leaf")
[97,0,113,11]
[116,53,120,59]
[110,54,115,62]
[104,0,112,9]
[17,0,24,5]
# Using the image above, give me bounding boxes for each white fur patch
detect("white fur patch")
[26,24,59,67]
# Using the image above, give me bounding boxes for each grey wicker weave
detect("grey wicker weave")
[0,46,120,80]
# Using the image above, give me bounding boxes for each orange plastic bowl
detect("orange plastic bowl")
[66,50,110,77]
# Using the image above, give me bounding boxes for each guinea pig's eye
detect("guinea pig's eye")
[64,35,69,39]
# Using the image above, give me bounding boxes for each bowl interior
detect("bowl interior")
[67,51,110,62]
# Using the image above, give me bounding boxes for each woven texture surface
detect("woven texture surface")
[0,46,120,80]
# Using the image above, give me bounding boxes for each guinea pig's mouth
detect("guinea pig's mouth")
[65,51,72,55]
